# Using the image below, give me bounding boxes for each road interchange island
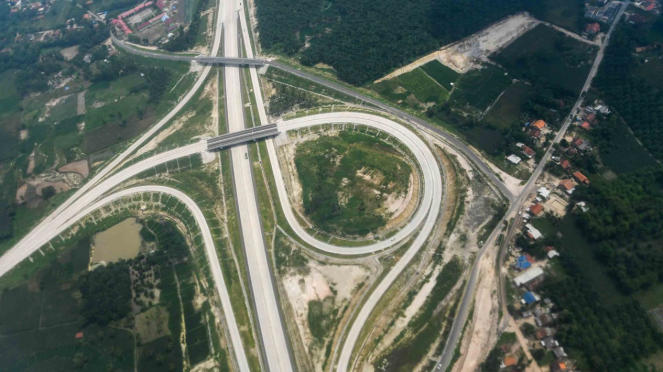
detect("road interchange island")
[0,1,642,372]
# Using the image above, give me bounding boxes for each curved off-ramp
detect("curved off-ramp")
[272,112,443,255]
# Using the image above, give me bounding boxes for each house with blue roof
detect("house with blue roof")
[514,255,532,270]
[522,291,540,305]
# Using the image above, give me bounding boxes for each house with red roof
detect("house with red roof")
[586,23,601,34]
[580,121,591,130]
[529,203,544,216]
[573,171,589,185]
[522,145,535,158]
[560,159,571,171]
[558,179,576,194]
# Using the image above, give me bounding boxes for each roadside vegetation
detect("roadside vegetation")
[372,257,463,372]
[255,0,547,85]
[294,130,412,237]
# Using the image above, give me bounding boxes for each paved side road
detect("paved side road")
[434,2,628,371]
[112,38,513,202]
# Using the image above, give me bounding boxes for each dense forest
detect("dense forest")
[255,0,546,85]
[572,167,663,294]
[543,254,663,372]
[593,23,663,161]
[80,261,132,325]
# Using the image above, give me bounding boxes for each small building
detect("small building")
[522,145,536,158]
[572,138,591,151]
[515,255,533,270]
[535,327,553,340]
[558,179,575,194]
[529,128,542,139]
[580,121,591,130]
[514,266,544,287]
[75,331,84,339]
[551,360,568,372]
[644,0,656,11]
[553,347,567,359]
[547,249,560,259]
[521,310,533,318]
[516,142,525,149]
[560,159,571,171]
[541,336,559,349]
[507,154,522,165]
[536,313,553,326]
[529,203,544,216]
[577,201,589,212]
[538,187,551,199]
[522,291,540,305]
[531,119,546,130]
[573,171,589,185]
[526,223,543,240]
[502,356,517,368]
[586,22,601,34]
[587,113,597,124]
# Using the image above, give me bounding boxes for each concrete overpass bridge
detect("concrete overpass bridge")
[196,56,266,66]
[207,124,279,151]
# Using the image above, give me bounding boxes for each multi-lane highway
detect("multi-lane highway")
[0,1,628,372]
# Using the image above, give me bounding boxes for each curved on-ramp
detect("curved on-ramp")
[56,185,250,372]
[272,112,442,255]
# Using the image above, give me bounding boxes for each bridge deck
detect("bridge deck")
[207,124,279,150]
[196,56,266,66]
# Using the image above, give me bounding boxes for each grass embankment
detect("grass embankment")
[372,257,464,372]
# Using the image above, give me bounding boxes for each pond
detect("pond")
[92,218,143,263]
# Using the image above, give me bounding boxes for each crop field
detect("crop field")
[86,73,147,107]
[84,106,156,153]
[295,130,412,236]
[420,60,460,89]
[397,68,450,104]
[492,24,596,94]
[449,64,512,114]
[484,81,532,129]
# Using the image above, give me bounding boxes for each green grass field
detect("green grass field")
[397,68,449,104]
[492,24,596,94]
[449,64,512,113]
[34,1,74,30]
[420,60,459,90]
[484,81,531,129]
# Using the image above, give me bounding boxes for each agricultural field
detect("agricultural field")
[593,117,658,175]
[294,130,413,237]
[397,68,450,104]
[369,61,456,111]
[484,81,532,129]
[449,64,513,114]
[0,216,217,372]
[492,24,597,94]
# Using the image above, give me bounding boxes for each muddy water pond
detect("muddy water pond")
[92,218,143,263]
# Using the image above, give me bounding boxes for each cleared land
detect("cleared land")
[449,64,512,114]
[484,81,532,129]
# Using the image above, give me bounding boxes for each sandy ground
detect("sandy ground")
[19,129,28,140]
[376,13,539,82]
[383,172,419,230]
[77,91,86,115]
[39,94,72,122]
[282,261,369,369]
[60,45,79,61]
[59,159,90,178]
[135,111,193,156]
[451,240,500,372]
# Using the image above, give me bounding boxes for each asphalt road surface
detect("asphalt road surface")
[434,3,627,371]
